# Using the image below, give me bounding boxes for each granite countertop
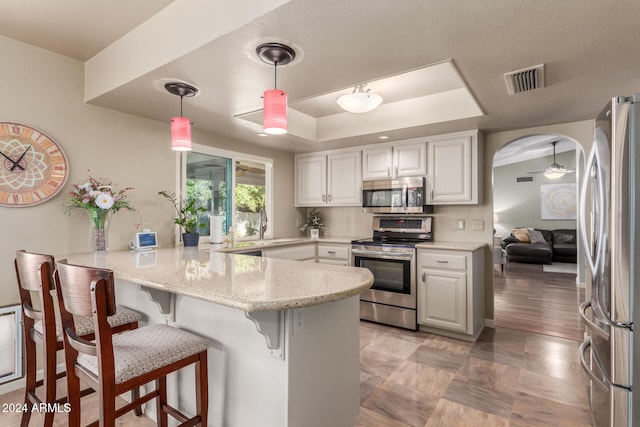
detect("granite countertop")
[415,241,487,251]
[210,236,363,253]
[60,247,373,313]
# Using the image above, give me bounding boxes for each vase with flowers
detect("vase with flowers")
[65,176,135,251]
[299,208,326,239]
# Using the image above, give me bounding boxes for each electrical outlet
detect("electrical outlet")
[293,309,304,334]
[452,219,465,230]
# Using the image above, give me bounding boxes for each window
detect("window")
[182,144,273,242]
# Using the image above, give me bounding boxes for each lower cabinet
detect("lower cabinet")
[262,244,316,261]
[316,243,350,266]
[417,247,484,340]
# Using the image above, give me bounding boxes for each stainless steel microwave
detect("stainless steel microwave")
[362,177,432,213]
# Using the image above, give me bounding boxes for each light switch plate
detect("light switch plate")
[471,220,484,231]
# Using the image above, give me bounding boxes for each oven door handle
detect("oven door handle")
[351,249,414,260]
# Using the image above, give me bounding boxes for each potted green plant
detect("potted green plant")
[159,190,207,247]
[299,208,326,239]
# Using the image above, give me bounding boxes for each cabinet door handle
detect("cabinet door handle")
[322,194,326,202]
[395,166,399,176]
[328,194,332,202]
[328,251,336,254]
[386,166,391,177]
[436,260,449,264]
[431,190,434,199]
[421,272,426,282]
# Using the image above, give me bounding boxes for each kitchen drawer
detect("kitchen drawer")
[317,244,349,260]
[419,251,467,271]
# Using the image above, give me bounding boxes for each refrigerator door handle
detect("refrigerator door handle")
[579,338,609,391]
[579,144,606,276]
[579,300,610,339]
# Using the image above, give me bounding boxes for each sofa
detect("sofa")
[501,228,577,264]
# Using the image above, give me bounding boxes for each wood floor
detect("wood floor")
[493,261,585,341]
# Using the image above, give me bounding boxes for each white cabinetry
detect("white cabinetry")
[262,244,316,261]
[417,247,484,340]
[295,151,361,207]
[316,243,350,266]
[362,140,426,180]
[426,130,482,204]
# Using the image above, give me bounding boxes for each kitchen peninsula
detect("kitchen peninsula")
[60,246,373,427]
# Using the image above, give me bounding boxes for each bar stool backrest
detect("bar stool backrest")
[15,250,56,327]
[55,259,117,318]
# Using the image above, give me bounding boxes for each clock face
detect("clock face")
[0,122,69,207]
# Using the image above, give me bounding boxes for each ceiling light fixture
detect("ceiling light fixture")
[165,82,199,151]
[256,43,296,135]
[336,83,383,114]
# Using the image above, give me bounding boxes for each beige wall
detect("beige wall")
[0,36,300,308]
[0,33,597,326]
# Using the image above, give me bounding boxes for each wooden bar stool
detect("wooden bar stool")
[54,259,209,427]
[14,250,142,427]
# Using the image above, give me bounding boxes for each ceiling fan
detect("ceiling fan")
[527,141,575,179]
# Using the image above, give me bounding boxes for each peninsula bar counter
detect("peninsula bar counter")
[59,247,373,427]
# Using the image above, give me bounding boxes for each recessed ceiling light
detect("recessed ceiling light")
[258,133,268,137]
[378,135,390,140]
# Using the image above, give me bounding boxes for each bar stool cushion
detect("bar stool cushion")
[77,324,209,383]
[34,305,142,341]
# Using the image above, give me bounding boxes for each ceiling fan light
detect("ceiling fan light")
[171,117,192,151]
[263,89,288,135]
[337,86,383,113]
[544,164,566,179]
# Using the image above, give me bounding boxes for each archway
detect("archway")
[491,133,586,340]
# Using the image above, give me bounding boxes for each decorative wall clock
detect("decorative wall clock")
[0,122,69,207]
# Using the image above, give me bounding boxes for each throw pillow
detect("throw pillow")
[512,228,530,243]
[528,229,547,244]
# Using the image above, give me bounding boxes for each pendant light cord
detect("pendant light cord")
[274,61,278,89]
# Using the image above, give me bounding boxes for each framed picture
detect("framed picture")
[541,183,577,220]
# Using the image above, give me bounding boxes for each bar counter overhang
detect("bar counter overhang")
[58,247,373,427]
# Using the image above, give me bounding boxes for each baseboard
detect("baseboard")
[0,362,65,396]
[484,318,496,328]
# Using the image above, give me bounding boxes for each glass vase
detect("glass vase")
[90,220,109,251]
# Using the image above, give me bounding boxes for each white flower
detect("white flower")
[95,192,114,209]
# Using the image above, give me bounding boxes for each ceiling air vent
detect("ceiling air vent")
[504,64,544,95]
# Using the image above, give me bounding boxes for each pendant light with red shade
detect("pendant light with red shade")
[165,82,199,151]
[256,43,296,135]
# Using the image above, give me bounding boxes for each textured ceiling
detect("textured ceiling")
[0,0,638,154]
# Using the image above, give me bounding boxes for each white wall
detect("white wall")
[0,35,300,308]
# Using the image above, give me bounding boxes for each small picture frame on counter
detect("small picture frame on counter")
[310,229,319,239]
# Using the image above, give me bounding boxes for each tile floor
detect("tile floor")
[357,321,594,427]
[0,321,594,427]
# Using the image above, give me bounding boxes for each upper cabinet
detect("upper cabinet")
[362,140,427,180]
[426,130,482,205]
[295,150,362,207]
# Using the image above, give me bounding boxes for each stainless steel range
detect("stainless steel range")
[352,215,432,330]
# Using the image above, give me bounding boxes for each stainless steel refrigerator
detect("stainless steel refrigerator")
[579,95,640,427]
